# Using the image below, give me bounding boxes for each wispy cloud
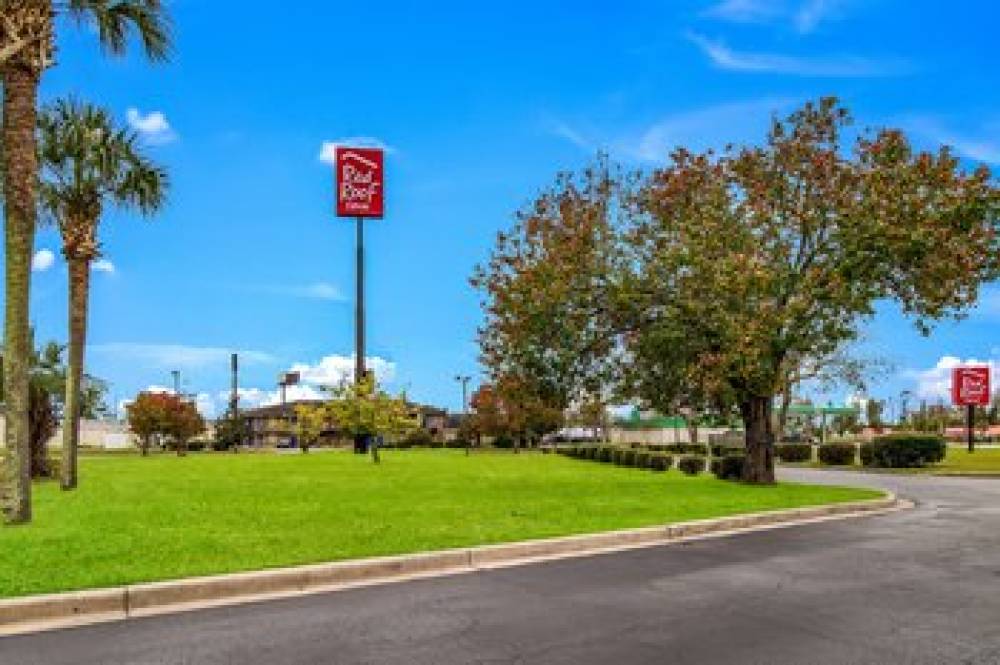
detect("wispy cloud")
[547,120,594,151]
[702,0,782,24]
[319,137,395,164]
[31,249,55,272]
[702,0,845,34]
[90,343,275,370]
[620,97,796,162]
[687,32,909,77]
[126,107,177,145]
[903,116,1000,165]
[257,281,346,301]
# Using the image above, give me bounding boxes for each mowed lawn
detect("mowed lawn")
[933,447,1000,474]
[0,450,880,598]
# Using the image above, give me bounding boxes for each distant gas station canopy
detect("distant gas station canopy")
[336,146,384,218]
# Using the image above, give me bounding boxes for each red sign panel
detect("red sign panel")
[951,366,991,406]
[336,147,384,218]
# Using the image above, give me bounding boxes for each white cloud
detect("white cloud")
[622,97,796,162]
[905,356,998,402]
[686,32,909,77]
[31,249,55,272]
[546,119,593,151]
[702,0,782,24]
[126,107,177,145]
[92,258,116,274]
[259,282,345,301]
[702,0,844,33]
[904,116,1000,165]
[89,343,275,370]
[289,354,396,388]
[319,137,395,165]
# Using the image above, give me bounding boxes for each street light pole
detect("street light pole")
[171,370,180,396]
[454,375,471,414]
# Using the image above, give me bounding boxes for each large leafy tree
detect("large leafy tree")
[627,99,997,482]
[0,0,169,522]
[475,98,998,484]
[38,98,167,491]
[126,391,204,456]
[471,163,623,419]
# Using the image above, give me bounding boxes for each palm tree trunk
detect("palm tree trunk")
[61,257,90,490]
[2,62,40,524]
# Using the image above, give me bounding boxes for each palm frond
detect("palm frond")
[61,0,171,61]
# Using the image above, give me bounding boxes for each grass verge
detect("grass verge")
[0,450,880,598]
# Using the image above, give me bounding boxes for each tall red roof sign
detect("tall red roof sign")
[951,366,991,406]
[336,147,384,218]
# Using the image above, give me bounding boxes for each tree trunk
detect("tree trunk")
[141,436,150,457]
[61,257,90,490]
[740,395,776,484]
[2,63,40,524]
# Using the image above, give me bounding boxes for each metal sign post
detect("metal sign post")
[335,146,385,454]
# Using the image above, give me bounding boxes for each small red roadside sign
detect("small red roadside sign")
[336,147,384,218]
[951,366,991,406]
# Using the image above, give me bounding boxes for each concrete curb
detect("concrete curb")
[0,493,903,637]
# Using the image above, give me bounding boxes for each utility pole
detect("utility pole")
[230,353,239,415]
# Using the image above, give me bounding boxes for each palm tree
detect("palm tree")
[38,99,167,490]
[0,1,169,521]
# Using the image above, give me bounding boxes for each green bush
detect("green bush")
[678,456,707,475]
[446,438,470,449]
[664,443,708,455]
[597,446,614,463]
[586,446,599,460]
[612,448,626,465]
[711,444,744,457]
[491,434,515,449]
[863,434,947,468]
[649,453,673,471]
[711,455,745,481]
[404,429,435,447]
[818,443,856,466]
[775,443,812,463]
[635,451,652,469]
[621,449,638,466]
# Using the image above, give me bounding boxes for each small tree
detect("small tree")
[294,402,327,453]
[126,392,204,456]
[325,375,418,463]
[126,392,169,456]
[214,408,248,451]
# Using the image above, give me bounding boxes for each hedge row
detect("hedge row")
[775,443,811,463]
[861,434,946,468]
[559,445,688,474]
[619,443,746,457]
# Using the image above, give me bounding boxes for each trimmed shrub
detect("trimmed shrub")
[711,444,744,457]
[404,429,434,447]
[586,446,599,460]
[621,449,638,466]
[864,434,947,468]
[817,443,856,465]
[635,451,652,469]
[775,443,812,463]
[859,442,875,466]
[664,443,708,455]
[711,455,745,481]
[446,438,471,450]
[612,448,627,465]
[649,453,673,471]
[598,446,614,463]
[429,440,445,449]
[678,456,707,475]
[491,434,515,449]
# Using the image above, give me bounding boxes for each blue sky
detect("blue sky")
[9,0,999,416]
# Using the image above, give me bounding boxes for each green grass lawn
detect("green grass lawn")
[0,450,880,599]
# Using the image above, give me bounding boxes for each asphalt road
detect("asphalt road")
[4,469,1000,665]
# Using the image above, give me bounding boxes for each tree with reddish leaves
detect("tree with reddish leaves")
[126,392,204,456]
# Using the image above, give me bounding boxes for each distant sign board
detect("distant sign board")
[336,147,384,218]
[951,366,991,406]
